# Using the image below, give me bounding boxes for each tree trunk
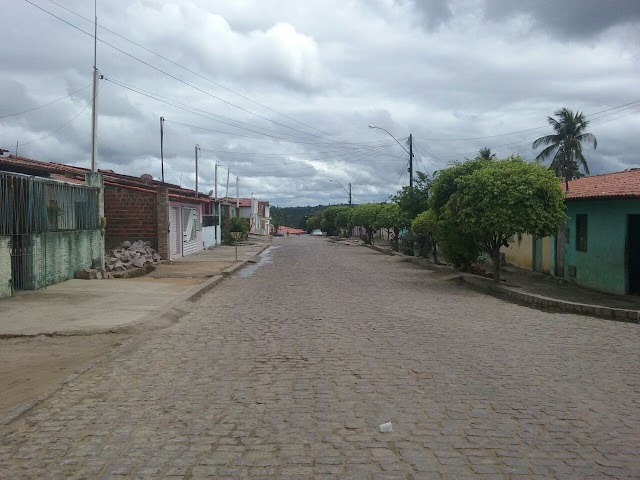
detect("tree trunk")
[492,250,501,283]
[393,227,400,252]
[431,235,438,263]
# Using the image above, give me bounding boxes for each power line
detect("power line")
[216,143,398,175]
[25,0,377,147]
[0,84,91,119]
[385,156,410,200]
[1,82,102,149]
[413,98,640,143]
[106,77,392,148]
[44,0,352,144]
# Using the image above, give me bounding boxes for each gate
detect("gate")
[182,207,198,256]
[0,172,99,293]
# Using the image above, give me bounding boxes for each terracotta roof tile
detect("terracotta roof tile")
[565,169,640,200]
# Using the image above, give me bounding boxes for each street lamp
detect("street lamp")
[330,178,352,206]
[369,124,413,188]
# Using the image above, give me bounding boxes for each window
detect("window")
[576,214,587,252]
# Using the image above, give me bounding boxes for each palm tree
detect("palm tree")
[532,108,597,191]
[478,147,496,160]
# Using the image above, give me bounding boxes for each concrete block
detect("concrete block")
[75,268,98,280]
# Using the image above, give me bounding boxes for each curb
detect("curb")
[0,243,275,427]
[0,244,274,338]
[364,244,396,255]
[459,273,640,323]
[364,243,640,323]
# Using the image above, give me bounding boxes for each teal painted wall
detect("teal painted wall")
[564,198,640,295]
[32,230,103,289]
[0,236,11,299]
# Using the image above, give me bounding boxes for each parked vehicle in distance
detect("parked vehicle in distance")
[310,229,324,236]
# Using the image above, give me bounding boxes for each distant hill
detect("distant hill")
[271,204,349,230]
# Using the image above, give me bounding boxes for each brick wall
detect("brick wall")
[104,185,158,250]
[0,236,11,298]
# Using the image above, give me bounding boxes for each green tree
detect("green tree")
[375,203,409,252]
[270,207,284,234]
[306,213,323,231]
[392,171,432,220]
[532,107,597,191]
[448,156,566,282]
[322,206,351,236]
[478,147,496,160]
[427,157,489,268]
[350,203,382,245]
[335,207,352,236]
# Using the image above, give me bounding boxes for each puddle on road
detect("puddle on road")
[239,246,279,278]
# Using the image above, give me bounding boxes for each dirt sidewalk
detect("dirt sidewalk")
[0,334,129,420]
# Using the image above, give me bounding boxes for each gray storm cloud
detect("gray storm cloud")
[1,0,639,206]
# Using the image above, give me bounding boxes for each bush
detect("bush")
[223,217,249,244]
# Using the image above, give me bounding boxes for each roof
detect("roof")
[0,155,210,203]
[565,169,640,200]
[219,196,253,208]
[279,226,305,234]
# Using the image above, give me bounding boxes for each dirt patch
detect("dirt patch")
[0,333,129,419]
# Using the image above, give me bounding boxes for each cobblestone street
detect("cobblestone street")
[1,236,639,479]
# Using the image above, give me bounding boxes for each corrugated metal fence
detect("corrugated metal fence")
[0,172,100,291]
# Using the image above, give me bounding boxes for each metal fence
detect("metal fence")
[0,172,100,291]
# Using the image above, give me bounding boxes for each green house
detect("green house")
[550,169,640,295]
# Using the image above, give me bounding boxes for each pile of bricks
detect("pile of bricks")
[106,240,161,271]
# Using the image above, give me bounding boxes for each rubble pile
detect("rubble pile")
[106,240,161,271]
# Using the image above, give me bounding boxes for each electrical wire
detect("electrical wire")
[25,0,380,147]
[216,142,398,175]
[0,84,92,119]
[1,83,102,149]
[414,98,640,143]
[106,76,393,150]
[45,0,353,144]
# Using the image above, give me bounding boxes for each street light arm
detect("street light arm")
[329,178,349,195]
[369,125,410,155]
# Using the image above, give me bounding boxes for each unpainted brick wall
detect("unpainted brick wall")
[104,186,158,249]
[0,236,11,298]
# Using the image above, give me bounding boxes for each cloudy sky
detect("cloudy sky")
[2,0,640,206]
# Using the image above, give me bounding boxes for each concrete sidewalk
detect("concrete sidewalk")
[364,243,640,322]
[0,235,272,336]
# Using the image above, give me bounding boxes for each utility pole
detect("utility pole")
[214,162,218,201]
[90,0,99,172]
[194,144,200,198]
[235,177,240,218]
[215,162,220,244]
[159,117,164,183]
[349,182,352,206]
[15,141,18,157]
[408,133,413,189]
[225,167,230,197]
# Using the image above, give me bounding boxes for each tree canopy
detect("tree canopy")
[429,156,566,281]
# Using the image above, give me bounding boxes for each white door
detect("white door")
[182,207,198,256]
[170,207,179,258]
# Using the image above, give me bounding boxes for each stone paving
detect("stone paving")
[1,236,639,479]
